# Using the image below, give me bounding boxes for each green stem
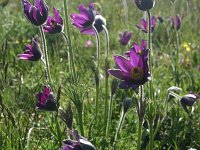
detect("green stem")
[61,32,72,76]
[92,25,100,124]
[147,10,154,150]
[102,25,110,134]
[113,111,125,149]
[27,127,34,150]
[77,105,84,136]
[137,85,144,150]
[55,112,62,147]
[63,0,77,83]
[149,120,153,150]
[106,95,113,138]
[147,10,153,100]
[121,45,124,55]
[137,120,143,150]
[122,0,129,28]
[39,26,51,83]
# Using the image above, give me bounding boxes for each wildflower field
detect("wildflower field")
[0,0,200,149]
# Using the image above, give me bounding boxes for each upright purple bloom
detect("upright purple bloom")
[43,7,63,34]
[108,42,150,90]
[119,31,133,46]
[124,40,147,57]
[171,15,181,31]
[22,0,48,26]
[18,36,42,61]
[135,16,156,33]
[70,3,106,36]
[60,130,96,150]
[36,86,57,111]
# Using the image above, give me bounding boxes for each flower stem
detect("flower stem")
[122,0,129,29]
[106,94,113,138]
[113,111,125,149]
[39,26,51,83]
[63,0,77,83]
[92,24,100,124]
[55,111,62,147]
[102,25,110,134]
[77,105,84,136]
[137,85,144,150]
[61,32,73,78]
[137,120,143,150]
[147,10,154,150]
[147,10,153,100]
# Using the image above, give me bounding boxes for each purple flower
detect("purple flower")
[70,3,106,36]
[18,36,42,61]
[43,7,63,34]
[170,15,181,31]
[134,0,155,11]
[119,31,133,46]
[60,130,96,150]
[36,86,57,111]
[108,41,150,90]
[22,0,48,26]
[135,16,156,33]
[124,40,147,57]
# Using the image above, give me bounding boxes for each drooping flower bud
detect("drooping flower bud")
[123,97,132,113]
[179,94,199,113]
[134,0,155,11]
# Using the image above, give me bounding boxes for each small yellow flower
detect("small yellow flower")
[182,42,191,52]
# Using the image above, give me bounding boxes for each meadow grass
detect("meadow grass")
[0,0,200,149]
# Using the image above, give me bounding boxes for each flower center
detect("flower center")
[130,67,143,80]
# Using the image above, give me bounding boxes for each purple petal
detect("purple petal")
[114,55,131,73]
[53,7,63,24]
[107,69,130,80]
[80,27,95,35]
[176,15,181,30]
[141,19,148,31]
[130,48,140,67]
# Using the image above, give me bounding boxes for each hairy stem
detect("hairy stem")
[39,26,51,83]
[92,25,100,124]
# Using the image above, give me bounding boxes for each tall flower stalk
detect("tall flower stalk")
[63,0,77,83]
[102,25,110,133]
[39,26,51,83]
[147,10,154,150]
[92,24,100,123]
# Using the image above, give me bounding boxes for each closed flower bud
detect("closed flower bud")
[123,97,132,113]
[134,0,155,11]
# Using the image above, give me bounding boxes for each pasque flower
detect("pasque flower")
[43,7,63,34]
[135,16,156,33]
[70,3,106,35]
[119,31,133,46]
[170,15,181,31]
[36,86,57,111]
[18,36,42,61]
[108,42,150,90]
[60,130,96,150]
[179,94,199,113]
[22,0,48,26]
[134,0,155,11]
[124,39,147,57]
